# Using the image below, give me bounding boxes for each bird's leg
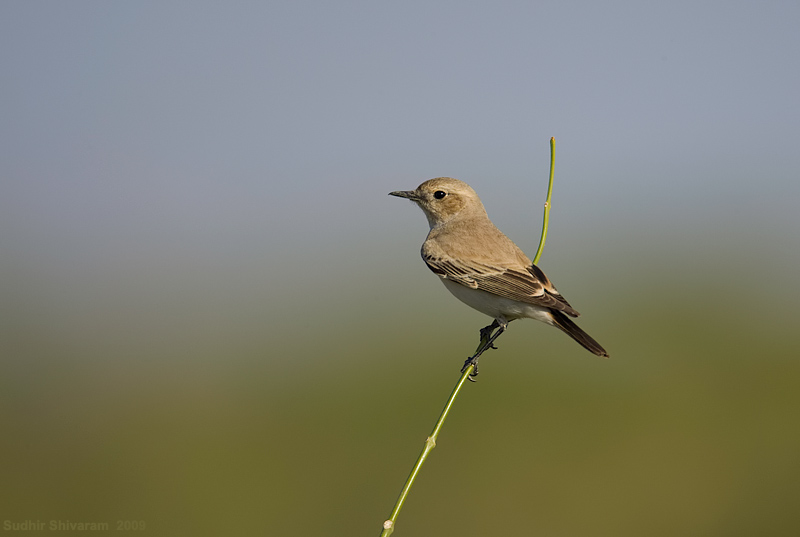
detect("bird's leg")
[478,320,500,350]
[462,320,507,381]
[463,320,499,376]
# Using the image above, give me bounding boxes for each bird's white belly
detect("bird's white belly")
[440,278,553,325]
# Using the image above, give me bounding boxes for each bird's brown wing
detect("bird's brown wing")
[423,254,579,316]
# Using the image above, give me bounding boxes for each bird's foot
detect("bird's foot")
[461,356,480,381]
[461,321,508,380]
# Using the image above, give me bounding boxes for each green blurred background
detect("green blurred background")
[2,2,799,536]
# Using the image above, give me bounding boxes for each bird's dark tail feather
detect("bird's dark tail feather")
[550,310,609,357]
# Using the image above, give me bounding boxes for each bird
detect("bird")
[389,177,608,376]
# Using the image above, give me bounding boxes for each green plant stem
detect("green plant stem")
[533,137,555,265]
[379,139,556,536]
[380,363,476,537]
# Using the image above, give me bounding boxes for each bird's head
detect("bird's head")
[389,177,486,229]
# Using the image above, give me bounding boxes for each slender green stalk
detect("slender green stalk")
[380,364,475,536]
[379,139,556,536]
[533,137,555,265]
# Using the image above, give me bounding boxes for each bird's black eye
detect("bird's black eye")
[433,190,447,199]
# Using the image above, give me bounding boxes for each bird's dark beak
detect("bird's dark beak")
[389,190,418,200]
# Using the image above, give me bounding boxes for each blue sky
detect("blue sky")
[2,0,799,349]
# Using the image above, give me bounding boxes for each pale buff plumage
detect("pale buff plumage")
[390,177,608,357]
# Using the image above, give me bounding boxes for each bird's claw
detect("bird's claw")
[461,321,507,380]
[462,357,480,381]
